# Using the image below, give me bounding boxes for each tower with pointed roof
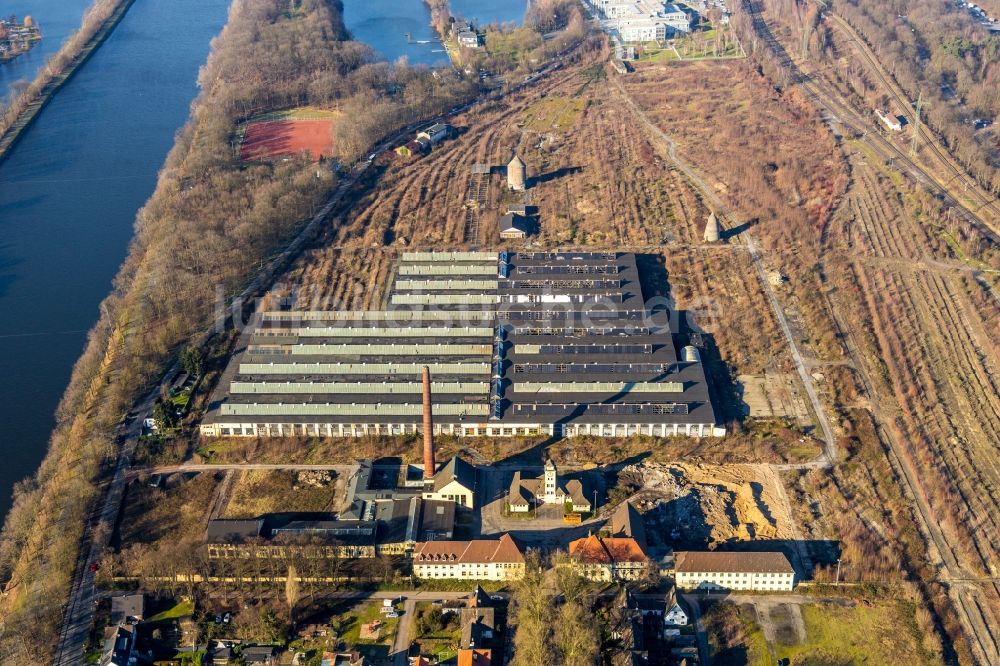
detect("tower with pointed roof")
[704,210,720,242]
[507,154,526,191]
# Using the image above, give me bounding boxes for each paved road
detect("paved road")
[391,599,417,666]
[680,594,712,666]
[51,45,577,663]
[54,374,162,665]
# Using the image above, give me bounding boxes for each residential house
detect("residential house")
[109,593,145,625]
[507,459,590,513]
[568,500,651,581]
[458,30,481,48]
[460,585,504,651]
[322,651,366,666]
[629,585,676,619]
[243,645,279,665]
[100,624,134,666]
[606,588,647,666]
[673,550,795,591]
[412,534,525,580]
[422,456,477,508]
[568,533,651,582]
[208,642,235,665]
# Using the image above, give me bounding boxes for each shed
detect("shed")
[396,141,425,158]
[499,213,528,239]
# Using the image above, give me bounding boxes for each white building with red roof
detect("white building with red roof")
[412,534,526,581]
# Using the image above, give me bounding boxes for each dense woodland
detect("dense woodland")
[0,0,475,661]
[772,0,1000,192]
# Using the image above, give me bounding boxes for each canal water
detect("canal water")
[341,0,527,66]
[1,0,94,104]
[0,0,229,518]
[451,0,527,26]
[0,0,528,521]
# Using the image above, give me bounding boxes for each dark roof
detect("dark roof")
[610,502,647,548]
[433,456,476,492]
[674,551,794,574]
[499,213,528,235]
[243,645,279,663]
[420,498,457,537]
[506,204,534,215]
[103,625,134,666]
[206,519,263,542]
[461,606,498,649]
[469,585,493,608]
[201,252,721,431]
[109,594,144,624]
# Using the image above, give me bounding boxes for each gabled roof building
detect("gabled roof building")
[674,551,795,591]
[507,459,590,513]
[413,534,525,580]
[568,533,651,581]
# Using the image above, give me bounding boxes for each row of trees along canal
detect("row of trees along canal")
[0,0,481,660]
[0,0,132,158]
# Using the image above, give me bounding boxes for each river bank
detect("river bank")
[0,0,135,163]
[0,0,475,661]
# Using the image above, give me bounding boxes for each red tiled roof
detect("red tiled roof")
[569,535,648,564]
[457,649,492,666]
[414,534,524,565]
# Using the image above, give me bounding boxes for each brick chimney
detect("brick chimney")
[422,365,435,479]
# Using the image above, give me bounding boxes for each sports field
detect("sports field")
[237,107,337,162]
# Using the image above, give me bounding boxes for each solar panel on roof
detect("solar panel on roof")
[510,402,690,416]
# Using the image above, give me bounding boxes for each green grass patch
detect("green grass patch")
[335,600,399,647]
[521,97,584,132]
[147,599,195,623]
[776,600,941,665]
[703,601,771,665]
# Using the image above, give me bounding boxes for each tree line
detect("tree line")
[0,0,477,662]
[0,0,128,146]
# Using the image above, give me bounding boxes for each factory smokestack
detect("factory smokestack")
[422,365,435,479]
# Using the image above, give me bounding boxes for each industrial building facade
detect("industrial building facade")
[201,251,724,439]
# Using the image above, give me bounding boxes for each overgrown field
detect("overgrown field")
[621,35,1000,661]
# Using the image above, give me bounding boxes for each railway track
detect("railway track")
[813,3,1000,223]
[742,0,999,245]
[738,2,1000,660]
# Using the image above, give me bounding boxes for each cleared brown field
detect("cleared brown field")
[616,19,1000,661]
[275,51,787,401]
